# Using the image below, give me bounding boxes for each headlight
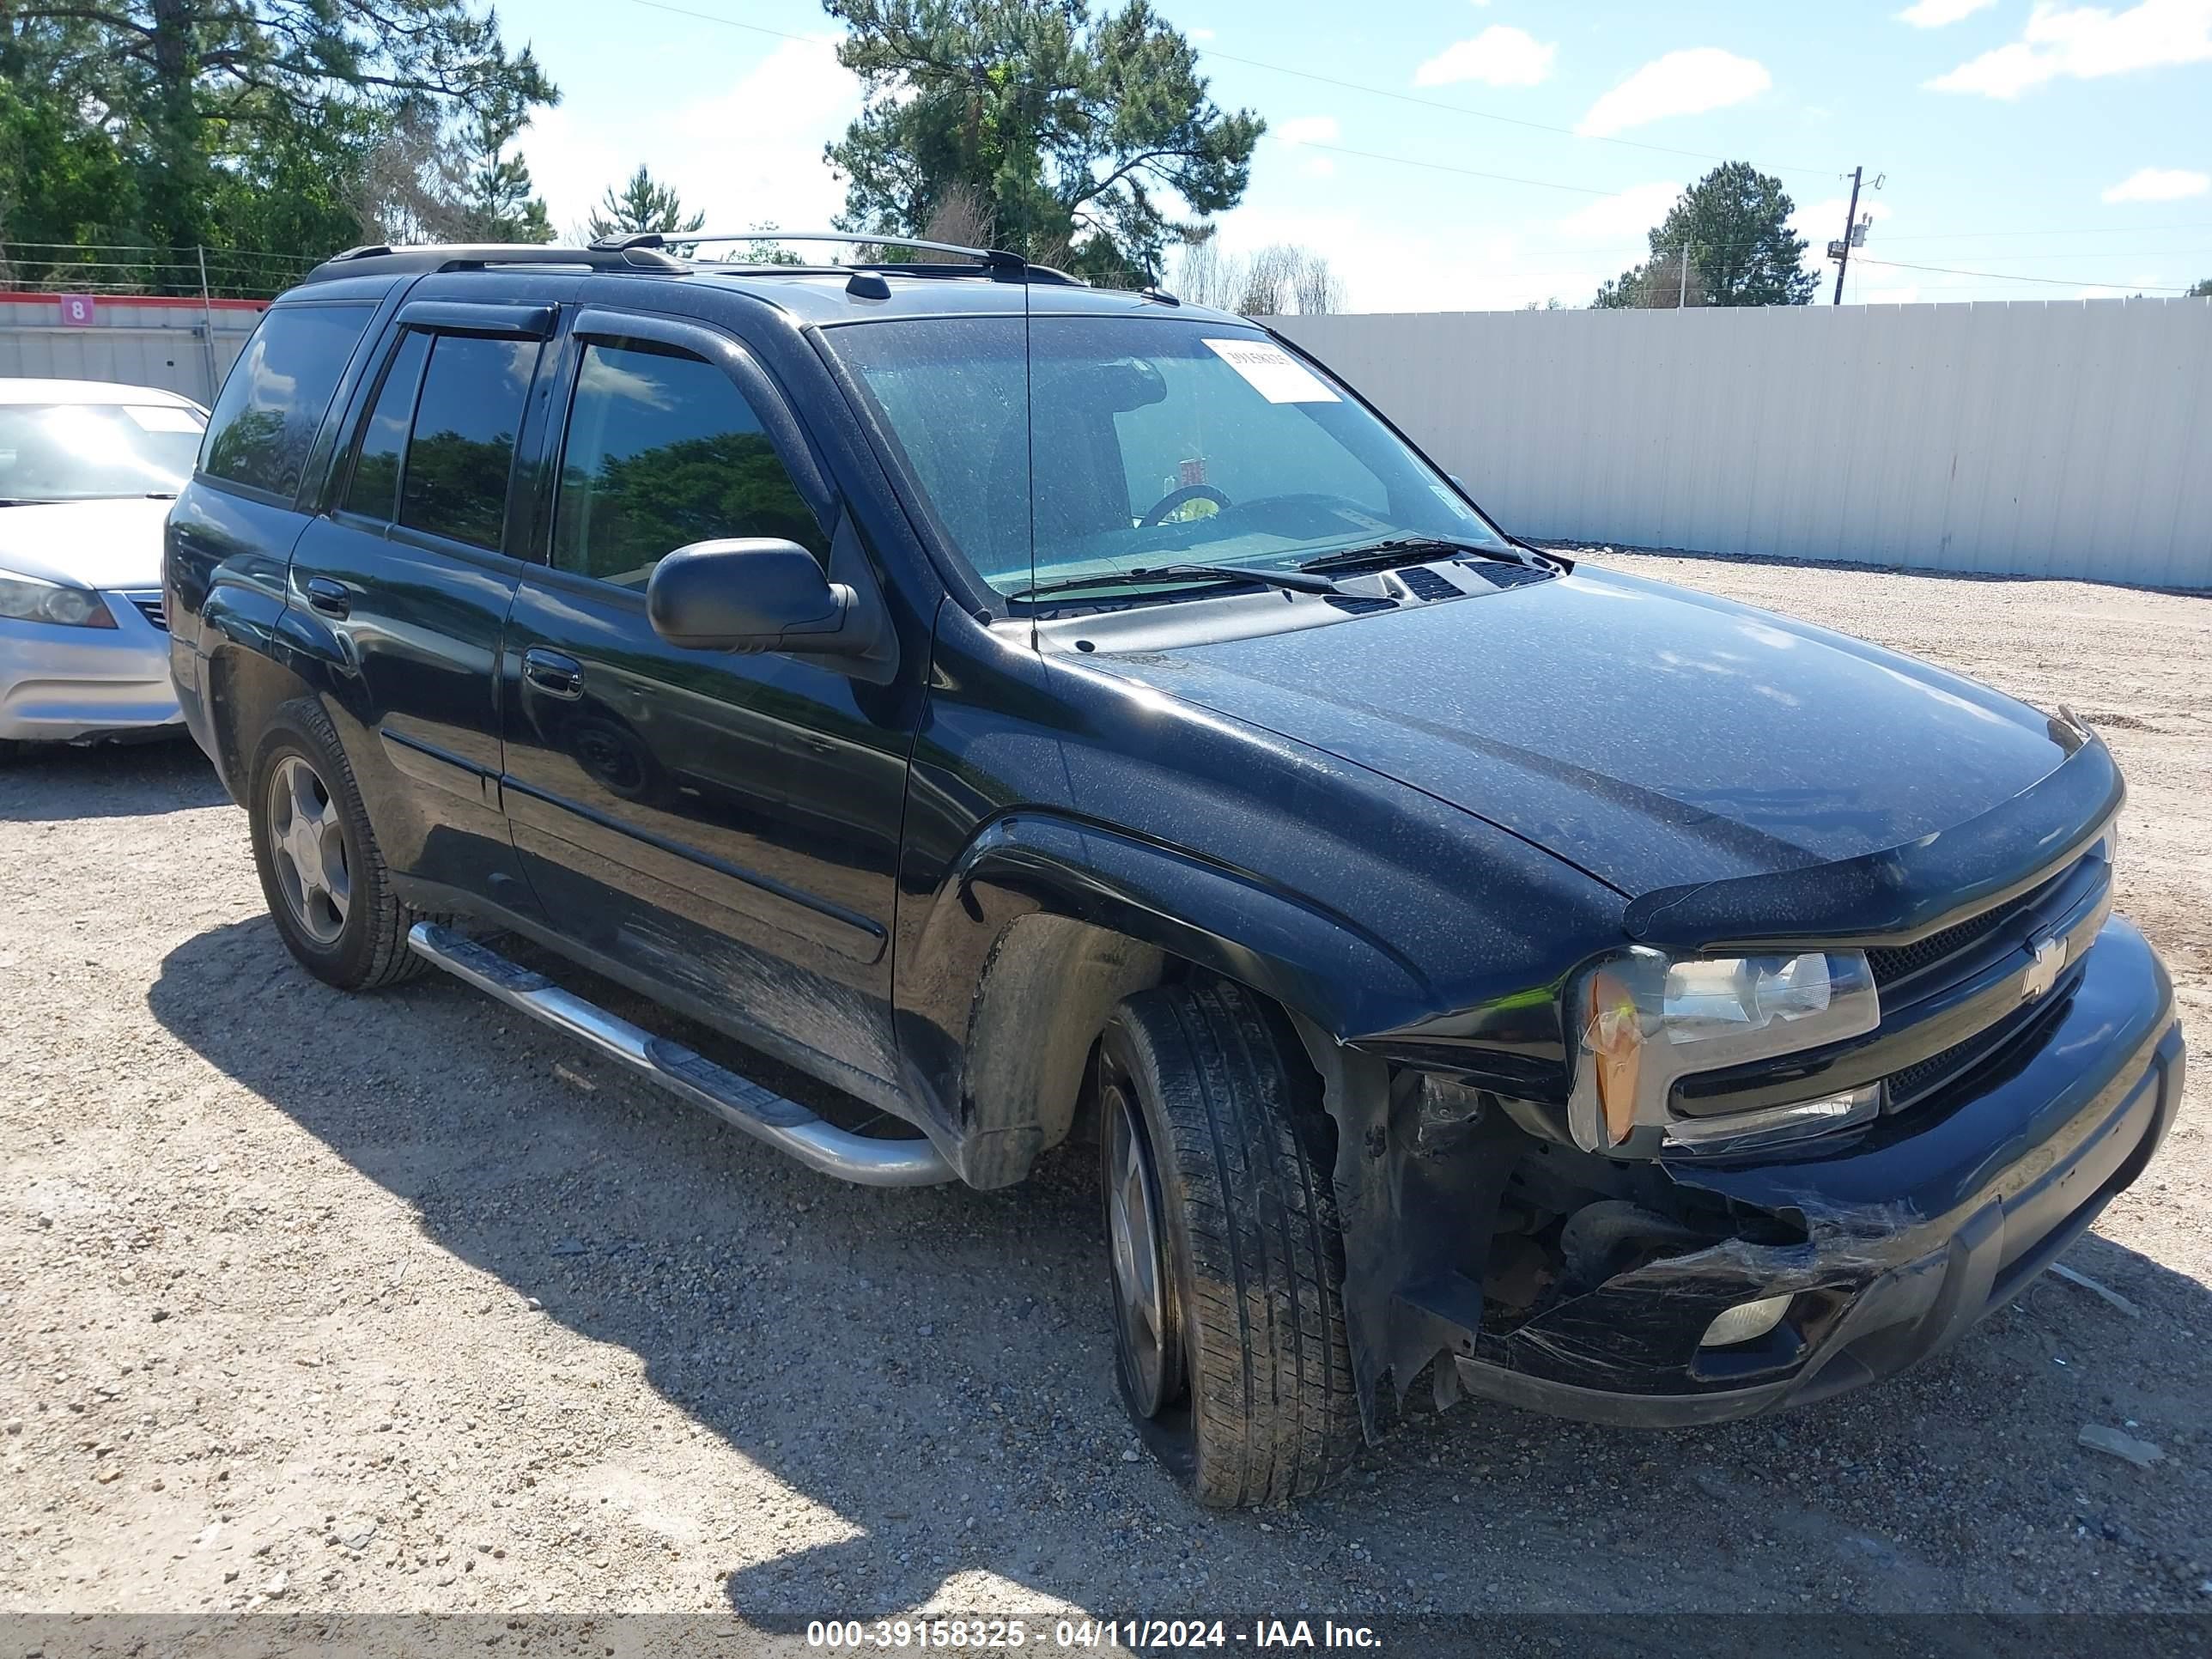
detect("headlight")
[0,570,118,629]
[1569,947,1881,1157]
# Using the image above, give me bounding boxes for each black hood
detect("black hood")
[1083,566,2086,898]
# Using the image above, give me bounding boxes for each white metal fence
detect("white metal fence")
[0,292,265,406]
[1271,299,2212,591]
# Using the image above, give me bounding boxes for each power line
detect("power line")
[1878,222,2212,242]
[1851,257,2195,294]
[622,0,813,44]
[611,0,1841,180]
[595,0,2212,295]
[1295,140,1626,199]
[1194,46,1838,179]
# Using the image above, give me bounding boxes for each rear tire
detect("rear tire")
[1098,980,1360,1508]
[246,696,440,990]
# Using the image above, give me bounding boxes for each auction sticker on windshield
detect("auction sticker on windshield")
[1201,337,1340,404]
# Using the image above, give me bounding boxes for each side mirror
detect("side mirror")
[646,538,871,655]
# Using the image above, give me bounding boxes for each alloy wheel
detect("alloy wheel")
[1104,1066,1182,1419]
[267,753,351,945]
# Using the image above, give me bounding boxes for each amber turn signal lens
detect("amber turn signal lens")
[1586,969,1643,1147]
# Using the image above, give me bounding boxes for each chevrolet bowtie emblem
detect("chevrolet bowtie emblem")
[2021,933,2068,1001]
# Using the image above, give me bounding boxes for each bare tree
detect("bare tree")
[348,99,471,246]
[1235,244,1302,315]
[1292,252,1344,315]
[1173,231,1240,309]
[1174,232,1346,314]
[920,183,994,251]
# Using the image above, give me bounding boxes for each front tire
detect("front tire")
[246,697,438,990]
[1098,981,1360,1508]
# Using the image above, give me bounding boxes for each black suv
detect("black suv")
[166,236,2184,1508]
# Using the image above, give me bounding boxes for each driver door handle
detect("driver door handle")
[303,576,350,619]
[522,647,585,700]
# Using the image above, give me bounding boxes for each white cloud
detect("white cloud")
[1556,181,1684,241]
[1273,115,1340,178]
[526,34,861,244]
[1577,48,1771,136]
[1897,0,1997,25]
[1188,26,1216,41]
[1929,0,2212,97]
[2101,165,2211,200]
[1414,25,1558,88]
[1273,115,1340,146]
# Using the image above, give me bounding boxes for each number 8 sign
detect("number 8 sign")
[59,295,97,326]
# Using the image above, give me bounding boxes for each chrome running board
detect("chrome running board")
[406,923,957,1188]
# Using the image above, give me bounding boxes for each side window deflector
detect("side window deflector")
[396,300,557,339]
[568,307,833,526]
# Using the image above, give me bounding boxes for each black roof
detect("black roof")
[292,241,1243,326]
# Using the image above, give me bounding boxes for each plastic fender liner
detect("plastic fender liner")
[1288,1010,1528,1442]
[895,811,1440,1188]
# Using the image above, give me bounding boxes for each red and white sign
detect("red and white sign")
[58,295,98,327]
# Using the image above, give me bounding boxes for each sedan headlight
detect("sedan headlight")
[1569,946,1881,1156]
[0,569,118,629]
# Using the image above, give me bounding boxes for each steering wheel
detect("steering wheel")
[1138,483,1231,527]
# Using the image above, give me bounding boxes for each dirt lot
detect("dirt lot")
[2,551,2207,1625]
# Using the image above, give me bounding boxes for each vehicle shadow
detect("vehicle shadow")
[146,916,2212,1620]
[0,734,225,822]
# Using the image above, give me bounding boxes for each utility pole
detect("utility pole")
[194,246,221,403]
[1678,241,1690,308]
[1832,166,1863,306]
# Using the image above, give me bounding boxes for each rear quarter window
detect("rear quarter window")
[201,303,375,500]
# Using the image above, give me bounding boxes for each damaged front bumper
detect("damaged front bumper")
[1447,915,2184,1428]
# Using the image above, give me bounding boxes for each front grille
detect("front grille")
[1886,985,2075,1112]
[1884,1020,2014,1108]
[119,589,167,631]
[1864,855,2090,992]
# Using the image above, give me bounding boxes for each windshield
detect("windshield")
[826,315,1510,599]
[0,402,206,503]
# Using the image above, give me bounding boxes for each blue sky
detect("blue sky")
[510,0,2212,312]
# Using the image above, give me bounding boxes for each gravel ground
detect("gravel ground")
[1,550,2207,1626]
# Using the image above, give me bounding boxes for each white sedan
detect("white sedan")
[0,379,207,757]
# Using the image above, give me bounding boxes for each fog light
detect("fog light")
[1700,1293,1792,1349]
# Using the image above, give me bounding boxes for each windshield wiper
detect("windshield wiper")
[1300,536,1548,574]
[1009,562,1343,602]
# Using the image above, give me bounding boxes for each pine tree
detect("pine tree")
[586,166,704,244]
[458,91,552,244]
[1594,162,1815,309]
[824,0,1262,281]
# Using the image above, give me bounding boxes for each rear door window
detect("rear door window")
[201,303,374,500]
[340,331,431,521]
[398,333,541,551]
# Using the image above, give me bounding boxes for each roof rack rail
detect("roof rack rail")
[594,229,1016,265]
[302,243,685,283]
[591,229,1082,285]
